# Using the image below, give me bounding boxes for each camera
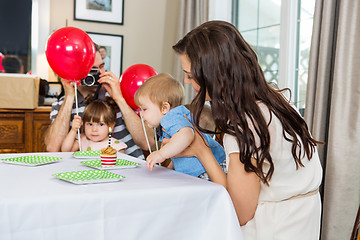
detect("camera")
[81,68,100,86]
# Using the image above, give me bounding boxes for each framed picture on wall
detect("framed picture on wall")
[87,32,123,77]
[74,0,124,25]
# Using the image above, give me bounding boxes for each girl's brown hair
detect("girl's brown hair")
[173,20,322,185]
[82,96,117,128]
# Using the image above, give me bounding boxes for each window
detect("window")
[234,0,281,85]
[209,0,315,113]
[296,1,316,110]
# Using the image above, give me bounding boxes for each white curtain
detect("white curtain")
[173,0,209,104]
[305,0,360,239]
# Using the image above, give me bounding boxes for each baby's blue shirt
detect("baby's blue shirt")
[159,105,225,177]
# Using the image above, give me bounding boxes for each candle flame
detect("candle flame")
[109,127,112,133]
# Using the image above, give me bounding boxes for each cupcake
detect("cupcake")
[100,146,117,166]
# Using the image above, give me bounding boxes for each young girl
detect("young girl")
[172,21,323,239]
[61,96,127,152]
[134,73,226,180]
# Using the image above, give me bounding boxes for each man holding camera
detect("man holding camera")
[44,44,154,158]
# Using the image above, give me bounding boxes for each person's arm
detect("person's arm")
[165,128,227,186]
[98,72,155,150]
[146,127,194,170]
[61,116,81,152]
[227,153,260,226]
[44,79,75,152]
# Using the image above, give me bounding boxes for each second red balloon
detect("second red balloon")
[120,64,158,111]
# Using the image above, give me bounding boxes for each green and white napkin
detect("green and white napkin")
[53,169,125,184]
[1,155,61,166]
[81,159,140,170]
[72,151,101,158]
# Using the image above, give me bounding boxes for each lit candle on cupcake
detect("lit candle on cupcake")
[108,127,112,147]
[100,127,117,166]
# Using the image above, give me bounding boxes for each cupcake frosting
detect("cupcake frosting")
[101,146,117,155]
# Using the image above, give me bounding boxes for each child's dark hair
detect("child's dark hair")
[82,96,117,127]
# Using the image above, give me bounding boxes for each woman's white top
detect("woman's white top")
[223,102,322,240]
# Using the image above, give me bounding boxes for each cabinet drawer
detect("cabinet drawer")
[0,108,51,153]
[0,120,24,144]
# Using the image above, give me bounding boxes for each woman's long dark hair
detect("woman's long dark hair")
[173,20,322,185]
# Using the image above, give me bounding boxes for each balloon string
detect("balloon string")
[154,128,159,151]
[153,128,161,166]
[74,82,82,151]
[140,116,151,154]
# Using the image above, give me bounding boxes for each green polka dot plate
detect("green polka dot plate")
[72,151,101,158]
[81,159,141,170]
[53,169,125,184]
[1,155,61,166]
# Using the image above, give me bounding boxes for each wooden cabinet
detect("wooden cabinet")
[0,108,51,153]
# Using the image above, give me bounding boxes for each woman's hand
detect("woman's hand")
[98,71,123,102]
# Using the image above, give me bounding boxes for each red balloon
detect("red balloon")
[45,27,95,81]
[0,54,4,72]
[120,64,158,110]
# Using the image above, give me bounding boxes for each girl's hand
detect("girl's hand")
[71,115,82,132]
[146,151,165,171]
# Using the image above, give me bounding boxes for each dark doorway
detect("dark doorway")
[0,0,32,72]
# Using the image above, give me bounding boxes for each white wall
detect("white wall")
[35,0,180,80]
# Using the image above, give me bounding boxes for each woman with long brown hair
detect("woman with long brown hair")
[173,20,323,239]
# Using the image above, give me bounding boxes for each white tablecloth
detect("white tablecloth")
[0,152,243,240]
